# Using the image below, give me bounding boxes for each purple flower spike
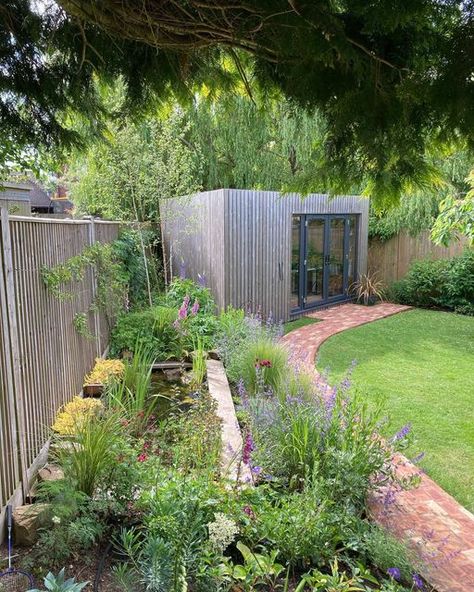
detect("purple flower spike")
[412,573,424,589]
[242,432,255,465]
[411,452,426,465]
[191,299,200,315]
[391,422,412,443]
[387,568,401,581]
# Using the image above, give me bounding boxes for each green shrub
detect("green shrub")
[185,312,219,350]
[391,249,474,313]
[112,229,162,307]
[242,484,343,568]
[362,524,416,583]
[114,472,225,592]
[166,277,215,314]
[390,259,449,307]
[110,306,182,358]
[227,337,289,395]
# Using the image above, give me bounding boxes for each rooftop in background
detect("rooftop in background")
[0,178,74,216]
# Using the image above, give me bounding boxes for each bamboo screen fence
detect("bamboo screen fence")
[368,229,469,285]
[0,210,120,529]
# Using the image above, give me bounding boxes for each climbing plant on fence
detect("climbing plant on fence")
[42,241,128,335]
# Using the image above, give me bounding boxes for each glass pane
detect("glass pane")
[290,216,300,309]
[328,218,345,297]
[306,218,325,305]
[347,215,357,284]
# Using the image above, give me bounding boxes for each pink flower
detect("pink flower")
[191,299,200,315]
[137,453,148,462]
[178,295,190,320]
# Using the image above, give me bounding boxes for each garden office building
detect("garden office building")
[161,189,369,322]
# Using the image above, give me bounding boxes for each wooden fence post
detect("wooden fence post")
[0,208,29,499]
[88,217,102,357]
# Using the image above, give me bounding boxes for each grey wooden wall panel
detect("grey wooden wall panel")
[161,191,226,309]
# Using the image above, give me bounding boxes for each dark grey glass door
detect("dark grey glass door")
[291,214,358,311]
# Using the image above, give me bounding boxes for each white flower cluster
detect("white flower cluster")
[208,512,239,553]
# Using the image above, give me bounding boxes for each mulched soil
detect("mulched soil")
[0,543,121,591]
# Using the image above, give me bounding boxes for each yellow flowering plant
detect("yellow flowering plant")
[52,396,103,436]
[84,358,125,386]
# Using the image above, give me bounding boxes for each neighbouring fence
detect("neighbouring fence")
[0,210,120,530]
[368,229,470,285]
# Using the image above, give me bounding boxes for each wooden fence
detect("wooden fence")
[0,210,120,532]
[368,229,469,285]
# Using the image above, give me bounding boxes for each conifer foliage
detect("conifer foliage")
[2,1,474,201]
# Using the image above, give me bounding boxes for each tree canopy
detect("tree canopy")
[2,1,474,202]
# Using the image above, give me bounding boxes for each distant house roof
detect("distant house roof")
[27,178,52,209]
[1,178,74,214]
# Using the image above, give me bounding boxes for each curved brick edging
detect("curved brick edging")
[281,303,474,592]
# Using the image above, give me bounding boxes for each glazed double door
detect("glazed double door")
[291,214,358,311]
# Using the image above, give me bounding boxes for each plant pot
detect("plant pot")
[363,296,377,306]
[83,383,104,398]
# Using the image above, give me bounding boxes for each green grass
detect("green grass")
[316,308,474,511]
[283,316,319,335]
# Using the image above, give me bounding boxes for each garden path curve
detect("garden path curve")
[281,303,474,592]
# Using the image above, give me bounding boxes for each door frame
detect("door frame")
[291,213,359,314]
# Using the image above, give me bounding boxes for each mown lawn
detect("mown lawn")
[316,308,474,512]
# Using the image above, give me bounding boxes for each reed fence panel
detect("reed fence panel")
[0,211,120,532]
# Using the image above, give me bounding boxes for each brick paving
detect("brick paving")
[281,303,474,592]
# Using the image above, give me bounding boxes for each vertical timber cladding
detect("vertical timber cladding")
[224,190,369,322]
[161,191,226,309]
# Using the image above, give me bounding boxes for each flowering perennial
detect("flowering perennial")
[208,513,239,553]
[52,396,103,435]
[84,358,124,386]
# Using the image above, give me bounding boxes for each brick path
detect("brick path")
[281,303,474,592]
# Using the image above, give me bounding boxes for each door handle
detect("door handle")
[278,262,283,281]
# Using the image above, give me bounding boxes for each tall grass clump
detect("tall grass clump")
[106,342,157,432]
[54,411,121,497]
[217,309,287,396]
[191,336,207,387]
[227,337,289,395]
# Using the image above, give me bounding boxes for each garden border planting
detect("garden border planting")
[282,302,474,592]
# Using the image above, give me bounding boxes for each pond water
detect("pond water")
[150,370,201,417]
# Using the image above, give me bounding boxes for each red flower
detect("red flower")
[137,453,148,462]
[143,441,151,450]
[243,505,256,519]
[255,358,272,369]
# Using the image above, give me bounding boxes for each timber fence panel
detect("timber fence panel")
[368,230,470,285]
[0,212,120,535]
